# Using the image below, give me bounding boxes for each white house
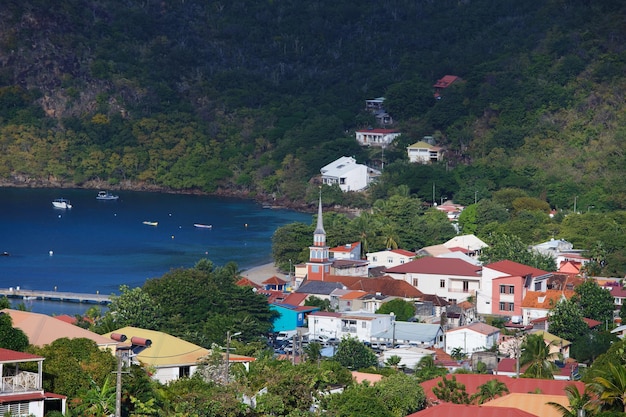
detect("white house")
[355,128,401,147]
[330,242,362,260]
[371,321,445,349]
[105,326,254,385]
[380,347,435,369]
[307,311,392,343]
[444,322,500,356]
[320,156,370,192]
[0,348,66,417]
[366,249,416,268]
[443,234,488,257]
[385,257,483,305]
[406,141,444,164]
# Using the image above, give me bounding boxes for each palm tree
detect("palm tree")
[519,333,561,379]
[73,375,116,417]
[471,379,510,404]
[591,362,626,413]
[547,384,593,417]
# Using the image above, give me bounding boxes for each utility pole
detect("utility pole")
[225,331,241,383]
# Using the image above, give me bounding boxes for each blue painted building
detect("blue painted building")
[270,303,320,332]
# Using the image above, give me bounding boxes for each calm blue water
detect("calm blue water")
[0,188,311,315]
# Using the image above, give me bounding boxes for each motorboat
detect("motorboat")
[96,191,119,201]
[52,198,72,209]
[142,221,158,226]
[193,223,212,229]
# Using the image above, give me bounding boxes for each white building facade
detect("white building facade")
[320,156,369,192]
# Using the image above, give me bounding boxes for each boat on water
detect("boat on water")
[193,223,213,229]
[52,198,72,209]
[96,191,119,201]
[142,221,158,226]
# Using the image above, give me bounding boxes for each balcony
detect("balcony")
[1,371,40,394]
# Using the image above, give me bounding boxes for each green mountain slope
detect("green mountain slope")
[0,0,624,208]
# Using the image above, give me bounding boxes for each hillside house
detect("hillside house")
[433,75,461,99]
[0,348,66,417]
[366,248,416,268]
[307,311,392,343]
[406,141,444,164]
[365,97,393,126]
[105,326,255,384]
[385,257,483,305]
[444,322,500,356]
[479,260,551,317]
[521,289,575,325]
[355,128,401,147]
[329,242,361,260]
[320,156,372,192]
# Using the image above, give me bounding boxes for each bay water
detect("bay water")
[0,187,311,315]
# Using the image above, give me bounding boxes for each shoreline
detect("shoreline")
[240,262,286,286]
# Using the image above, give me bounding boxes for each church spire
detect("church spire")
[314,188,325,236]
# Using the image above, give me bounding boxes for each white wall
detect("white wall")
[445,329,498,355]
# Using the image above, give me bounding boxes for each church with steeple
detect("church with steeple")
[306,192,333,281]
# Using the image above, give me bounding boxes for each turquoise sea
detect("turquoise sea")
[0,187,311,315]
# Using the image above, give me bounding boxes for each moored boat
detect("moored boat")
[193,223,212,229]
[52,198,72,209]
[142,221,158,226]
[96,191,119,201]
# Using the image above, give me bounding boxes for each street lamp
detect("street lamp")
[225,331,241,383]
[110,333,152,417]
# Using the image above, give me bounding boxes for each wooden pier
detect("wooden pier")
[0,288,111,304]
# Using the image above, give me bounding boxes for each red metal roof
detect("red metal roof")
[408,403,536,417]
[390,249,416,257]
[386,257,481,276]
[0,392,46,404]
[485,260,548,278]
[420,374,585,404]
[433,75,460,89]
[329,242,360,252]
[0,348,43,363]
[263,276,288,285]
[355,128,399,134]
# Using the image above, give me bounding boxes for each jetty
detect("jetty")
[0,288,111,304]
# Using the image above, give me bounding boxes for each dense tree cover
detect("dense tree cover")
[0,312,29,351]
[333,337,378,370]
[376,299,416,321]
[94,259,277,347]
[479,233,557,271]
[0,0,625,217]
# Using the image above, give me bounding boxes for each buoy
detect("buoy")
[171,235,175,239]
[58,214,61,218]
[49,250,54,256]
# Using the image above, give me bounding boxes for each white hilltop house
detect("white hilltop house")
[406,141,444,164]
[320,156,378,192]
[355,128,401,147]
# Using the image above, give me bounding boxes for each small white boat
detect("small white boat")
[96,191,119,201]
[142,221,158,226]
[52,198,72,209]
[194,223,212,229]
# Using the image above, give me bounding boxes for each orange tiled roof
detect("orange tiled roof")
[521,289,575,309]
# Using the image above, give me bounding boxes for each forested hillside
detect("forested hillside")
[0,0,624,210]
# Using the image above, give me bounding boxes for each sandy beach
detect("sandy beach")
[241,262,286,285]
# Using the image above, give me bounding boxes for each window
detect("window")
[500,285,506,294]
[400,259,405,264]
[387,257,393,263]
[311,265,319,273]
[372,256,377,262]
[509,285,515,294]
[412,278,418,287]
[499,302,505,311]
[179,366,191,378]
[508,303,514,311]
[362,322,366,328]
[440,279,446,288]
[463,281,469,292]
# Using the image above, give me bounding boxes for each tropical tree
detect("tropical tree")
[471,379,510,405]
[334,337,378,370]
[548,299,589,343]
[519,333,561,379]
[376,299,416,321]
[0,313,29,351]
[547,384,593,417]
[572,279,615,326]
[432,375,471,404]
[385,355,402,370]
[414,355,448,382]
[591,362,626,413]
[71,375,116,417]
